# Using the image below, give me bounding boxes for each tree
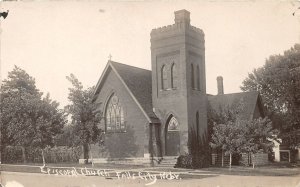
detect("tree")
[208,101,244,167]
[65,74,102,164]
[209,101,278,168]
[242,117,278,168]
[0,66,66,163]
[241,44,300,148]
[210,119,246,169]
[54,124,80,147]
[188,127,210,168]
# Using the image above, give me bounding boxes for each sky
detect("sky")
[0,0,299,108]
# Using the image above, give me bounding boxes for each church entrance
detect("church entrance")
[165,116,180,156]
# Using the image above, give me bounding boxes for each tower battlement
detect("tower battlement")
[151,10,204,36]
[150,10,204,38]
[150,24,204,35]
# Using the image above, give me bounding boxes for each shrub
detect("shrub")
[174,153,192,168]
[2,146,23,163]
[175,127,210,169]
[188,128,210,168]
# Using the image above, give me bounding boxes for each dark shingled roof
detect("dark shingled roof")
[96,61,260,123]
[207,91,260,120]
[110,61,158,120]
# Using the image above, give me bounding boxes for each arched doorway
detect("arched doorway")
[165,116,180,156]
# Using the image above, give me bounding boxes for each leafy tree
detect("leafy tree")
[65,74,102,164]
[54,124,80,147]
[241,44,300,148]
[210,119,246,169]
[0,66,66,163]
[208,100,244,167]
[188,127,210,168]
[209,101,278,168]
[242,117,278,168]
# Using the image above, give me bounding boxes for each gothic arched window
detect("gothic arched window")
[191,64,195,89]
[168,116,179,131]
[171,63,178,89]
[161,65,168,90]
[105,94,125,132]
[197,65,201,90]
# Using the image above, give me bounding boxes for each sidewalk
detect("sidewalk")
[1,163,300,178]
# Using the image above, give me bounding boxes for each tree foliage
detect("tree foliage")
[210,119,245,168]
[242,118,277,154]
[65,74,103,162]
[0,66,66,162]
[188,128,210,168]
[241,44,300,147]
[209,101,278,168]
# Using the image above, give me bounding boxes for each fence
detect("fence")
[2,146,82,164]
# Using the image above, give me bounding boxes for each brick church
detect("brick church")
[89,10,264,165]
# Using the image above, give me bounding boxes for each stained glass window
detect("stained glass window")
[105,95,125,132]
[168,116,179,131]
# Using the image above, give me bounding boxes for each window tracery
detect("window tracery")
[105,95,125,132]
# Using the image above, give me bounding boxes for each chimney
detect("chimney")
[174,9,190,27]
[217,76,224,95]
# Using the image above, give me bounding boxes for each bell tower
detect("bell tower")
[151,10,207,155]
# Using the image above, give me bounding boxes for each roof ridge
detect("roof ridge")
[110,61,151,72]
[208,91,258,97]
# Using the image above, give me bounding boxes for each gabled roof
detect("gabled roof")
[110,62,157,120]
[207,91,262,120]
[94,61,158,123]
[94,61,262,123]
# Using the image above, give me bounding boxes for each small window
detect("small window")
[196,112,199,137]
[161,65,168,90]
[197,65,201,90]
[191,64,195,89]
[171,63,178,89]
[168,116,179,131]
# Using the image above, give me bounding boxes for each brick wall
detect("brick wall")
[92,67,149,158]
[151,10,207,156]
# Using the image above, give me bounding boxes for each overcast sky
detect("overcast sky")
[1,0,299,108]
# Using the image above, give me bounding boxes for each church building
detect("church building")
[89,10,265,166]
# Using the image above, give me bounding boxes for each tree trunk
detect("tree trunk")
[248,152,250,166]
[229,153,232,170]
[0,144,3,164]
[41,149,46,166]
[83,143,89,164]
[89,144,94,167]
[221,150,224,167]
[252,153,255,169]
[21,146,26,163]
